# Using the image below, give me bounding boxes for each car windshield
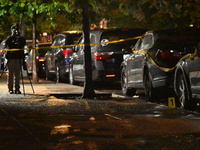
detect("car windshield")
[156,33,200,52]
[67,33,82,45]
[37,44,51,55]
[0,40,5,49]
[100,29,145,47]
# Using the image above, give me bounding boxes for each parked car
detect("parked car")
[0,40,6,71]
[25,43,51,77]
[69,28,147,85]
[120,27,200,101]
[173,41,200,110]
[45,31,82,82]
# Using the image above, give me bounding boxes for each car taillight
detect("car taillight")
[159,50,182,59]
[94,52,114,60]
[1,51,5,55]
[36,56,46,62]
[62,48,73,57]
[121,28,129,31]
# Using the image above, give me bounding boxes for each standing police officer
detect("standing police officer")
[5,24,26,94]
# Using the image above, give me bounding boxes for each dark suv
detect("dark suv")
[45,31,82,82]
[120,27,200,101]
[69,28,147,84]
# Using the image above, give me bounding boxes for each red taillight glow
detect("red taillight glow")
[1,51,5,55]
[122,28,129,31]
[93,52,114,60]
[106,75,116,77]
[36,56,46,62]
[62,48,73,57]
[160,50,182,59]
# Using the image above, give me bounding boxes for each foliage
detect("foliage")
[0,0,82,39]
[118,0,200,29]
[0,0,199,40]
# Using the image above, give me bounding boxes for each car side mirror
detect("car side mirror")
[194,48,200,57]
[122,47,133,54]
[189,53,195,60]
[183,44,195,54]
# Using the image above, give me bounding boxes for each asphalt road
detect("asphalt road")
[0,74,200,150]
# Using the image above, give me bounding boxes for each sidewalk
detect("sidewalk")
[0,72,120,150]
[0,72,85,99]
[1,72,200,150]
[0,72,86,149]
[0,73,95,150]
[0,72,114,102]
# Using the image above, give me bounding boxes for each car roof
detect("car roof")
[37,43,51,47]
[146,27,200,35]
[91,28,146,35]
[89,28,147,41]
[56,32,82,37]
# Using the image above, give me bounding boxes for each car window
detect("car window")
[67,33,82,45]
[74,37,84,52]
[197,42,200,50]
[80,38,84,50]
[38,44,51,55]
[100,33,121,46]
[60,35,65,46]
[0,40,5,49]
[134,39,142,51]
[52,36,60,46]
[100,30,141,47]
[196,42,200,55]
[141,34,153,49]
[90,34,96,47]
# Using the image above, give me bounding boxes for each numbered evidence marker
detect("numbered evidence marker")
[168,97,176,108]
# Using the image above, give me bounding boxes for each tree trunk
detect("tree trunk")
[81,6,96,99]
[20,19,25,36]
[32,10,38,83]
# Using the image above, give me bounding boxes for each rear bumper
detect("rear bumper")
[92,69,121,82]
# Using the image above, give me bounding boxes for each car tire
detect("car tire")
[55,63,61,83]
[144,71,155,102]
[121,67,136,96]
[45,64,53,80]
[69,65,76,85]
[176,73,197,110]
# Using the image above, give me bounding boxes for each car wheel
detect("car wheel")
[176,73,197,110]
[144,71,155,102]
[45,64,53,80]
[121,67,136,96]
[56,63,61,83]
[69,65,76,85]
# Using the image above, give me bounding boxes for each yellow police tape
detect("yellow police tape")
[0,35,195,73]
[132,49,192,72]
[0,36,142,52]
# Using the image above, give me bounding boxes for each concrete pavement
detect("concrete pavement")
[0,73,85,150]
[1,72,200,150]
[0,72,84,96]
[0,72,116,150]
